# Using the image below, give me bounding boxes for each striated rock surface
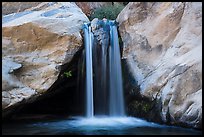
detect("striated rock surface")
[2,2,89,114]
[117,2,202,129]
[2,2,42,15]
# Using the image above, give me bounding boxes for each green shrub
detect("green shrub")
[64,71,72,78]
[89,4,125,20]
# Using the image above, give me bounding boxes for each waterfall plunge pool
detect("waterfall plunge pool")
[2,19,201,135]
[2,116,201,135]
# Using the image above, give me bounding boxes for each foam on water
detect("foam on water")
[3,116,201,135]
[68,116,161,128]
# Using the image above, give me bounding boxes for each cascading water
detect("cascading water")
[82,19,125,117]
[109,22,125,116]
[83,23,94,118]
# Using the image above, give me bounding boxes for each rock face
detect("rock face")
[117,2,202,129]
[2,2,42,15]
[2,2,89,115]
[76,2,113,16]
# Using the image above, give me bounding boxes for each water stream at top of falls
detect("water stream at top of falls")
[82,19,125,117]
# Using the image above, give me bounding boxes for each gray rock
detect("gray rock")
[2,92,11,108]
[2,2,89,111]
[117,2,202,129]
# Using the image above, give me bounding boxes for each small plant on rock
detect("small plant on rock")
[64,70,72,78]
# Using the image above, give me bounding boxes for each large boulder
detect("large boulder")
[2,2,89,115]
[117,2,202,129]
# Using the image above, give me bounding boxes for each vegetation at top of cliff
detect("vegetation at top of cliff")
[89,3,125,20]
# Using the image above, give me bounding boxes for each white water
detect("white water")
[68,116,161,128]
[83,23,94,118]
[109,22,125,116]
[3,116,202,135]
[83,20,125,117]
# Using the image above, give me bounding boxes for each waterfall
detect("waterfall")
[109,22,125,116]
[83,23,94,118]
[82,20,125,117]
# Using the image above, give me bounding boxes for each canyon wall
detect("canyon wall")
[117,2,202,129]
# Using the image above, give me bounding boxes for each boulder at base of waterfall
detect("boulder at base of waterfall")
[2,2,89,116]
[117,2,202,129]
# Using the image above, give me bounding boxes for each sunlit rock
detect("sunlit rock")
[2,2,89,112]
